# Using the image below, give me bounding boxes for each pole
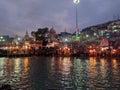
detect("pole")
[75,4,79,38]
[76,4,78,29]
[73,0,80,39]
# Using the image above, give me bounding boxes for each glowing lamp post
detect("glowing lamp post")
[73,0,80,40]
[73,0,80,4]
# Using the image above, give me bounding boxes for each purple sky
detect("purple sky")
[0,0,120,37]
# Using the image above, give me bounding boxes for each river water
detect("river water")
[0,56,120,90]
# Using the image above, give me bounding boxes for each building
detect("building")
[0,35,13,46]
[58,31,72,43]
[23,31,34,45]
[80,19,120,42]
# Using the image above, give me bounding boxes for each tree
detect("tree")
[31,27,49,42]
[48,27,58,42]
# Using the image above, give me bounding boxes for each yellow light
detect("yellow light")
[0,36,3,39]
[101,47,106,51]
[25,46,28,49]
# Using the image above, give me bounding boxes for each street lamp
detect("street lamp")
[73,0,80,4]
[73,0,80,39]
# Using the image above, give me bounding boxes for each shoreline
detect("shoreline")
[0,53,119,59]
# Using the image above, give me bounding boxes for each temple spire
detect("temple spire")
[26,30,28,36]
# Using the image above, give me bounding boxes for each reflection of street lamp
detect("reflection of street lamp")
[73,0,80,39]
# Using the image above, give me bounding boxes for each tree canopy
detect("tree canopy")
[31,27,49,42]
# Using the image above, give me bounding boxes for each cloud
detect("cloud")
[0,0,120,36]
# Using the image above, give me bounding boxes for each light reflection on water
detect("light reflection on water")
[0,57,120,89]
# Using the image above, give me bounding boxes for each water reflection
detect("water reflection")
[3,58,14,84]
[48,57,73,89]
[0,57,30,89]
[72,57,120,89]
[0,58,5,78]
[111,58,120,87]
[112,59,117,72]
[0,57,120,89]
[21,58,29,78]
[100,58,106,78]
[89,57,97,78]
[72,58,89,90]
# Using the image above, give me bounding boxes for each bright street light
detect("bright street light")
[73,0,80,4]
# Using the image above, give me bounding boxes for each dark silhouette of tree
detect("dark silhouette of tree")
[31,27,49,42]
[31,31,36,40]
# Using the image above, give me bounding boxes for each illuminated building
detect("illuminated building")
[23,30,30,45]
[58,31,72,43]
[0,35,13,46]
[80,19,120,42]
[12,35,22,45]
[23,31,34,46]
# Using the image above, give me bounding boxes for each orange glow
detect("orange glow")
[93,49,96,52]
[89,49,96,55]
[89,57,97,78]
[111,49,116,54]
[101,48,104,51]
[89,46,92,49]
[100,58,106,78]
[111,59,118,77]
[59,45,71,56]
[59,57,72,74]
[89,50,93,54]
[89,57,97,65]
[21,58,29,79]
[23,58,29,72]
[112,59,117,69]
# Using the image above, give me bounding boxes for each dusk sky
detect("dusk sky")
[0,0,120,37]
